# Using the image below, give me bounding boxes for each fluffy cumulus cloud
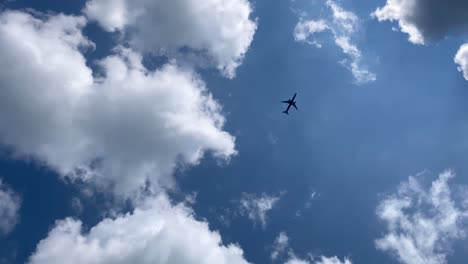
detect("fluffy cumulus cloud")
[0,179,21,235]
[294,0,376,84]
[375,170,468,264]
[372,0,468,81]
[454,43,468,80]
[84,0,257,78]
[372,0,468,45]
[239,192,281,228]
[28,194,250,264]
[0,10,236,195]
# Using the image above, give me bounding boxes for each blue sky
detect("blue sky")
[1,0,468,264]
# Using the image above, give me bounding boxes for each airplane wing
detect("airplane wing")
[292,102,298,110]
[281,100,290,104]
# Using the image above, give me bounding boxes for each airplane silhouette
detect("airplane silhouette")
[281,92,298,115]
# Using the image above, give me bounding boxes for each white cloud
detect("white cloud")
[372,0,468,45]
[239,192,281,228]
[326,0,358,33]
[372,1,424,45]
[314,256,353,264]
[271,231,289,260]
[284,256,352,264]
[28,194,250,264]
[373,1,468,81]
[0,179,21,235]
[295,191,317,217]
[305,192,316,208]
[294,19,328,47]
[375,170,468,264]
[294,0,376,84]
[335,36,360,58]
[285,257,310,264]
[84,0,127,31]
[0,10,236,196]
[455,43,468,80]
[84,0,257,78]
[269,231,351,264]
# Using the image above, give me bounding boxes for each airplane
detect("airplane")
[281,92,298,115]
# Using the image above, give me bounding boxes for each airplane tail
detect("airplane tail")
[283,110,289,115]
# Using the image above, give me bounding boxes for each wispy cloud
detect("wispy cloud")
[376,170,468,264]
[272,231,352,264]
[293,0,376,84]
[295,191,317,217]
[271,231,289,260]
[285,255,352,264]
[239,192,282,228]
[0,179,21,235]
